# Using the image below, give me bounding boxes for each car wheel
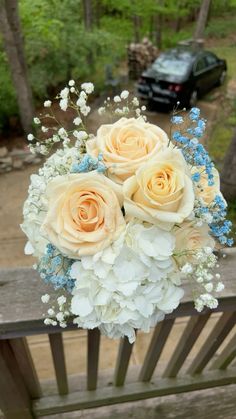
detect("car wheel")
[189,90,198,108]
[218,70,226,86]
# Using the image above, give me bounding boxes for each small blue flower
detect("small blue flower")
[192,172,200,182]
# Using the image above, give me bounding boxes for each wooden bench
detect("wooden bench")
[0,249,235,419]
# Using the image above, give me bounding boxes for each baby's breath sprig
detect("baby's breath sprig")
[98,90,147,120]
[27,81,94,156]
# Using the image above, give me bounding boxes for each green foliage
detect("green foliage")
[0,46,18,130]
[0,0,235,131]
[205,14,236,39]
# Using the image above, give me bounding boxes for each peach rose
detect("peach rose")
[86,117,169,184]
[174,221,215,265]
[192,167,223,205]
[41,173,125,258]
[123,148,194,230]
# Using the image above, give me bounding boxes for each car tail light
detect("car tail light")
[168,84,183,92]
[139,77,146,84]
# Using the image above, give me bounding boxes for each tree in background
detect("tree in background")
[221,129,236,201]
[194,0,211,39]
[0,0,33,133]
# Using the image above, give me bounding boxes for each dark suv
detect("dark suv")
[137,47,227,108]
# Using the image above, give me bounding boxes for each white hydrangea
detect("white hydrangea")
[70,221,183,342]
[34,117,41,125]
[69,80,75,86]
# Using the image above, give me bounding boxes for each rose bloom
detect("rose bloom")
[86,117,169,184]
[193,167,223,205]
[41,173,126,258]
[174,221,215,265]
[123,148,194,230]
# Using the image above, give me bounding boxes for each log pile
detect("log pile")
[127,37,159,80]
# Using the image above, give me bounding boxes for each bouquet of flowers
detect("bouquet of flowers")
[21,81,233,343]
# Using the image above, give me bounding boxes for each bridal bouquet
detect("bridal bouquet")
[21,81,232,342]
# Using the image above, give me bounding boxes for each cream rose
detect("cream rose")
[41,172,126,258]
[86,117,169,184]
[193,167,223,205]
[123,148,194,230]
[174,221,215,265]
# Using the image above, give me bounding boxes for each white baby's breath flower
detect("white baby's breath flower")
[73,117,82,126]
[34,117,40,125]
[120,90,129,99]
[215,282,224,292]
[47,308,55,316]
[141,105,146,111]
[98,107,106,115]
[56,312,64,322]
[44,318,52,325]
[204,282,213,292]
[58,128,67,138]
[60,87,69,99]
[27,133,34,142]
[114,95,121,103]
[39,145,48,155]
[181,263,193,274]
[81,82,94,94]
[80,106,91,116]
[52,134,60,143]
[44,100,52,108]
[57,296,66,306]
[132,97,139,106]
[69,80,75,86]
[41,294,50,303]
[70,87,75,93]
[41,126,48,133]
[76,97,86,108]
[73,130,88,140]
[60,322,67,328]
[59,98,68,111]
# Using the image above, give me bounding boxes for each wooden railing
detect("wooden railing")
[0,296,235,418]
[0,249,236,418]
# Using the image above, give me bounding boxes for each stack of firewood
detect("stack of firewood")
[127,37,159,80]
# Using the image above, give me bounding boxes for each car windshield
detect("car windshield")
[152,55,191,77]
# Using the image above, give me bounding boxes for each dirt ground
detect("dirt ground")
[0,99,218,268]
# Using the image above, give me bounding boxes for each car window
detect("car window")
[152,56,191,77]
[194,57,208,73]
[205,53,218,66]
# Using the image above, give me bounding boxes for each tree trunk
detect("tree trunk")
[82,0,93,30]
[221,128,236,200]
[194,0,211,40]
[0,0,34,134]
[133,14,141,43]
[153,0,164,49]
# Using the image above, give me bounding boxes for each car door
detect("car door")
[193,55,212,95]
[204,53,222,86]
